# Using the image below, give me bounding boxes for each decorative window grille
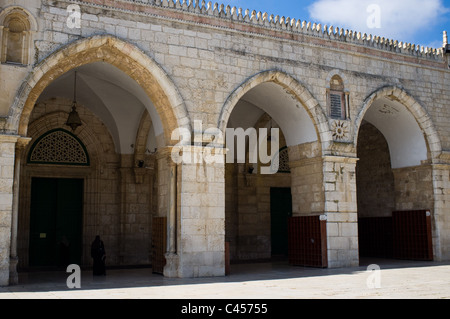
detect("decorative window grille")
[327,75,349,120]
[27,129,90,166]
[271,146,290,173]
[330,93,344,119]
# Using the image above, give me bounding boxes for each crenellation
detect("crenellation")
[47,0,444,61]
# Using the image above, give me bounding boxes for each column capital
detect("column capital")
[16,137,32,151]
[0,134,20,143]
[322,155,359,164]
[437,150,450,165]
[155,146,177,167]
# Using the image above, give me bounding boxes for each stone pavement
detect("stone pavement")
[0,259,449,299]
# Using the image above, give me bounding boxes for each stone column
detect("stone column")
[0,135,20,286]
[177,145,225,278]
[323,155,359,268]
[9,137,31,285]
[164,152,179,277]
[118,166,128,265]
[431,162,450,261]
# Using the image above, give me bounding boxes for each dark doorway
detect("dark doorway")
[29,178,83,267]
[151,217,167,275]
[270,187,292,257]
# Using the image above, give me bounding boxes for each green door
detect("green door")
[29,178,83,267]
[270,187,293,256]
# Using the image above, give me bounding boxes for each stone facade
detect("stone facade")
[0,0,449,285]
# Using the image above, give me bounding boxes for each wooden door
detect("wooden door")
[270,188,293,257]
[152,217,167,274]
[29,178,83,267]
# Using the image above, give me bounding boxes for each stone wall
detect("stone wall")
[289,142,324,216]
[393,165,434,212]
[225,162,291,261]
[356,122,395,218]
[0,0,449,281]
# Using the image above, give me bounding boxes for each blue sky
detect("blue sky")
[224,0,450,49]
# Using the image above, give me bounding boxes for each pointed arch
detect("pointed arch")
[7,35,190,147]
[218,69,332,153]
[355,86,442,167]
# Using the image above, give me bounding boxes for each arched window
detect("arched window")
[327,75,349,120]
[27,129,90,166]
[0,8,33,65]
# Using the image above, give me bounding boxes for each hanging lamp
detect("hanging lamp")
[66,71,82,132]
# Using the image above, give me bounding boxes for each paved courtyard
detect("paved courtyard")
[0,259,449,299]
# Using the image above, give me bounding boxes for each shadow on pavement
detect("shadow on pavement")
[1,257,447,294]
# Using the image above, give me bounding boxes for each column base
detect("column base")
[9,256,18,285]
[163,253,180,278]
[326,212,359,268]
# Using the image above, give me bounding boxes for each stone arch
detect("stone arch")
[17,102,119,268]
[0,6,38,30]
[354,85,442,167]
[218,69,332,153]
[222,70,330,263]
[325,69,350,90]
[7,35,190,146]
[134,110,153,163]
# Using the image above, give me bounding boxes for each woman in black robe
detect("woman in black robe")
[91,235,106,276]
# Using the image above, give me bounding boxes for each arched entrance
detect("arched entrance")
[355,87,440,263]
[9,36,189,278]
[6,35,189,139]
[220,71,329,268]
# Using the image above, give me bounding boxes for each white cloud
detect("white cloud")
[308,0,448,42]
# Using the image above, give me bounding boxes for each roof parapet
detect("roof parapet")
[75,0,446,61]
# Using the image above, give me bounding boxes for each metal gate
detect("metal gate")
[152,217,167,274]
[392,210,433,261]
[358,210,433,261]
[288,215,328,268]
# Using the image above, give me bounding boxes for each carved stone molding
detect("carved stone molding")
[330,119,351,142]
